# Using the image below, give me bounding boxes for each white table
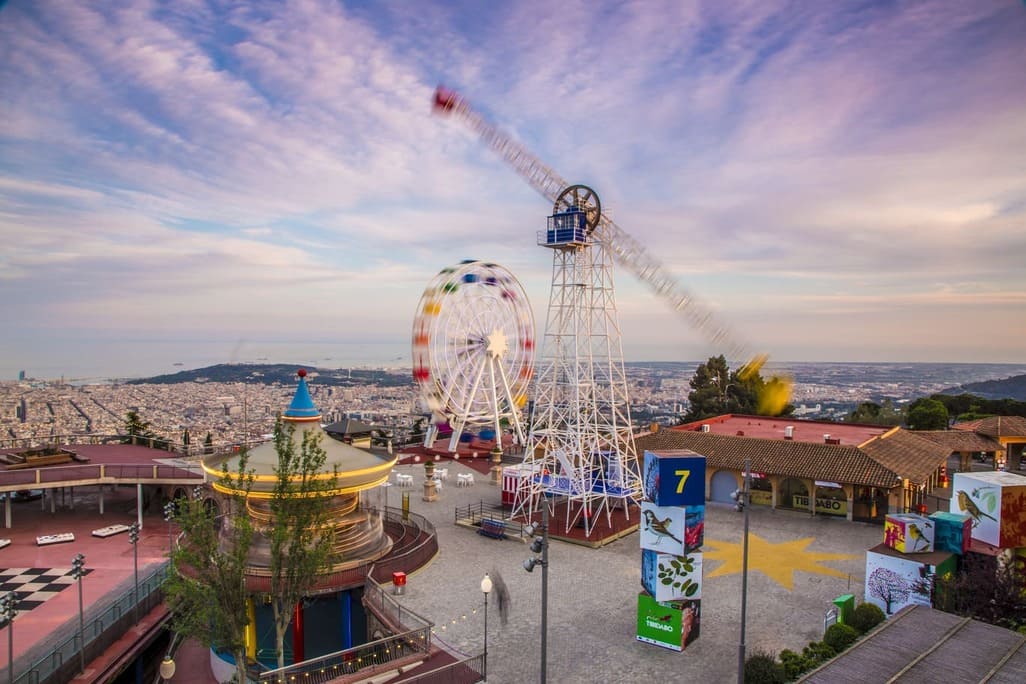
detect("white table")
[395,473,414,487]
[37,533,75,546]
[436,467,449,481]
[457,473,475,487]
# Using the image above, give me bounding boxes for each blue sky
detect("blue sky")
[1,0,1025,379]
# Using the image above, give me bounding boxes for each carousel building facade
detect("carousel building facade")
[200,370,417,672]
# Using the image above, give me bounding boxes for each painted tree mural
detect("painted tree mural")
[868,567,912,615]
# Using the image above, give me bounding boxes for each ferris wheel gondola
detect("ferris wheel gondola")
[412,260,535,451]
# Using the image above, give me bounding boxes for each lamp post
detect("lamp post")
[1,592,16,684]
[129,523,140,621]
[715,368,735,412]
[480,573,492,679]
[523,505,549,684]
[71,553,86,674]
[736,458,751,683]
[163,500,175,555]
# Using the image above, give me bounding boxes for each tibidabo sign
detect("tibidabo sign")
[792,495,847,516]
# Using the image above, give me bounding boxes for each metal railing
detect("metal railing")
[454,500,527,538]
[0,462,205,489]
[258,576,435,683]
[0,434,265,458]
[401,653,485,684]
[12,563,169,684]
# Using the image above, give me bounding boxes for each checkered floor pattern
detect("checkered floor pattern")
[0,567,93,623]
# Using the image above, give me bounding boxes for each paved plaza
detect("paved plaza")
[389,459,883,684]
[0,459,884,683]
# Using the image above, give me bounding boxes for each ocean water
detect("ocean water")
[4,337,1026,386]
[1,338,413,382]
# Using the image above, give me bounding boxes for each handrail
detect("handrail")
[454,500,527,538]
[0,434,266,458]
[257,574,435,683]
[13,563,169,684]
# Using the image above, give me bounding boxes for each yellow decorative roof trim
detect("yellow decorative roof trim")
[211,473,390,499]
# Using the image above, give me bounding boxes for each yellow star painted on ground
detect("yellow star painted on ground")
[703,535,857,591]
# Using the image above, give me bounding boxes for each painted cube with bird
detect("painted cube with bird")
[884,513,935,553]
[949,471,1026,548]
[640,501,704,554]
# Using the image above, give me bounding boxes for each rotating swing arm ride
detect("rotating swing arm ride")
[432,86,791,414]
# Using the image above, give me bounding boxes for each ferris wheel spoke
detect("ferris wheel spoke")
[412,260,536,451]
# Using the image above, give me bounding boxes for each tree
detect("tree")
[123,410,154,440]
[847,400,903,426]
[927,553,1026,631]
[682,355,791,422]
[266,419,340,672]
[163,456,254,684]
[907,398,949,430]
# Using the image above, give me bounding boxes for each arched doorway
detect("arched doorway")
[812,484,847,517]
[779,477,809,511]
[748,476,773,507]
[710,470,738,503]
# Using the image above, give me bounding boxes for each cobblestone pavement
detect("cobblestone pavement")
[387,461,883,684]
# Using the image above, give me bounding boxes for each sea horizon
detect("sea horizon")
[4,336,1026,386]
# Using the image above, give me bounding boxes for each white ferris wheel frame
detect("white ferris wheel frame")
[412,260,535,452]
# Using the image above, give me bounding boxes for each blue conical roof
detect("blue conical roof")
[284,370,320,419]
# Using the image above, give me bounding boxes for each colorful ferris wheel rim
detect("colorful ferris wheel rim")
[412,259,535,424]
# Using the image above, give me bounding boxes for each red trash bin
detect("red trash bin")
[392,571,407,595]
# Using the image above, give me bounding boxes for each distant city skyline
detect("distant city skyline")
[2,1,1025,372]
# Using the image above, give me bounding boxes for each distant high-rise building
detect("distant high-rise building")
[17,398,27,422]
[18,370,25,381]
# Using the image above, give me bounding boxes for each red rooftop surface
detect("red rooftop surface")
[674,414,888,446]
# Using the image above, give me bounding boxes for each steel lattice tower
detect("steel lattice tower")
[512,192,642,535]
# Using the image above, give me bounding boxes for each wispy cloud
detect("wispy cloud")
[0,0,1024,374]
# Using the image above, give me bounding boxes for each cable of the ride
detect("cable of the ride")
[432,86,791,414]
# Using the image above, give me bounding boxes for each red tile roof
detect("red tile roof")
[857,428,955,484]
[676,414,888,445]
[953,415,1026,438]
[635,429,901,488]
[912,430,1004,453]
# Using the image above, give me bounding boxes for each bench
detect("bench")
[37,533,75,546]
[477,518,507,540]
[0,539,10,550]
[92,524,131,538]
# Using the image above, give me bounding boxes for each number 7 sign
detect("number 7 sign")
[643,450,706,506]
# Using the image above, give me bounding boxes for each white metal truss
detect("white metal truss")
[511,217,642,535]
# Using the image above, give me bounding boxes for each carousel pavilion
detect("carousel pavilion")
[200,369,399,669]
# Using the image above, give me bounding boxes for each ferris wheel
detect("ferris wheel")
[412,259,535,452]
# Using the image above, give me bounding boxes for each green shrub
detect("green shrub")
[823,623,859,652]
[801,640,836,668]
[848,602,886,634]
[779,649,807,680]
[744,650,787,684]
